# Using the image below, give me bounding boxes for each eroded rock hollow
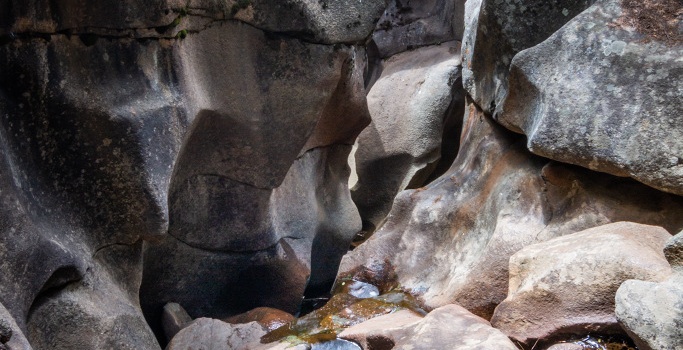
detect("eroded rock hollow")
[0,0,681,349]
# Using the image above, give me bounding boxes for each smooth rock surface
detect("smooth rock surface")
[167,318,266,350]
[341,304,517,350]
[462,0,595,114]
[162,303,193,342]
[490,222,673,345]
[497,0,683,195]
[340,101,683,319]
[352,42,464,231]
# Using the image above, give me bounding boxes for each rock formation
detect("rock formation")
[0,0,681,349]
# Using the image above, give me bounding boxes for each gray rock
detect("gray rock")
[227,0,389,44]
[490,222,673,345]
[0,304,30,350]
[497,0,683,195]
[339,102,683,319]
[162,303,193,342]
[352,42,464,231]
[372,0,465,58]
[341,304,517,350]
[142,145,360,338]
[166,318,266,350]
[664,230,683,270]
[461,0,595,114]
[615,273,683,350]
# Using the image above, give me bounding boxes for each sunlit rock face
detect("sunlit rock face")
[497,0,683,196]
[0,0,380,348]
[339,101,683,320]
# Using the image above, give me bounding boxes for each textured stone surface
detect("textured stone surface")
[1,0,388,44]
[161,303,193,342]
[0,304,30,350]
[340,102,683,319]
[167,318,266,350]
[462,0,595,114]
[372,0,465,58]
[497,0,683,195]
[490,222,673,345]
[615,273,683,350]
[615,230,683,350]
[341,304,517,350]
[352,42,464,231]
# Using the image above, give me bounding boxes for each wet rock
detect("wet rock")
[497,0,683,195]
[167,318,266,350]
[342,304,517,350]
[262,290,423,345]
[311,339,362,350]
[547,344,583,350]
[490,222,673,345]
[372,0,466,58]
[462,0,595,114]
[334,280,380,299]
[352,42,464,231]
[615,230,683,350]
[225,307,295,332]
[162,303,193,342]
[340,102,683,319]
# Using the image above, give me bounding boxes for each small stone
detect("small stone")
[162,302,193,341]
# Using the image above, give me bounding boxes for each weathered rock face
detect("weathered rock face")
[372,0,465,58]
[340,304,518,350]
[340,101,683,319]
[497,0,683,196]
[490,222,673,345]
[352,41,464,231]
[1,1,374,348]
[615,230,683,350]
[461,0,595,114]
[2,0,388,44]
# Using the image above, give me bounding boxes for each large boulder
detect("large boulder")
[352,41,464,231]
[490,222,673,345]
[339,304,518,350]
[615,230,683,350]
[497,0,683,195]
[339,102,683,319]
[461,0,595,114]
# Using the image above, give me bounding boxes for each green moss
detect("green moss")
[175,30,188,39]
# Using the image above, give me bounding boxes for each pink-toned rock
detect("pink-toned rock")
[167,318,266,350]
[225,307,295,332]
[340,305,517,350]
[491,222,673,345]
[339,102,683,320]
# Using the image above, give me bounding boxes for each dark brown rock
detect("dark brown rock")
[224,307,294,332]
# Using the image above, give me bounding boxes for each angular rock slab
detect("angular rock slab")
[340,101,683,319]
[167,318,266,350]
[490,222,673,345]
[497,0,683,195]
[462,0,595,114]
[339,304,518,350]
[615,230,683,350]
[352,42,464,230]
